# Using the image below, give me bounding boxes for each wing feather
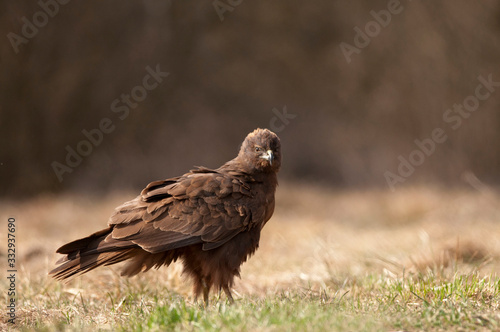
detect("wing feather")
[107,170,254,253]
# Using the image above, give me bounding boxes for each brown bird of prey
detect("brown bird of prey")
[50,128,281,304]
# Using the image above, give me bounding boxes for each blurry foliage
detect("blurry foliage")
[1,1,500,196]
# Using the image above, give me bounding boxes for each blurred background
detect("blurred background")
[2,5,500,328]
[2,0,500,196]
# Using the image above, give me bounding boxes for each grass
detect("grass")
[9,270,500,331]
[2,183,500,331]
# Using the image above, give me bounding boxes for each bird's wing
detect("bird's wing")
[108,169,254,252]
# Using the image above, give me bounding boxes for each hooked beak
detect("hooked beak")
[259,150,274,166]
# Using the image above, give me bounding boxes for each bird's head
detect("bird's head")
[238,128,281,173]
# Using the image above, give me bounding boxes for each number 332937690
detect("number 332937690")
[7,217,16,268]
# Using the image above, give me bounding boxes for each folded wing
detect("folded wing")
[108,168,254,252]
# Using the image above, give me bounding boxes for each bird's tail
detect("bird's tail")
[49,227,138,281]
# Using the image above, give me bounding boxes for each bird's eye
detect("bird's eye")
[255,146,262,152]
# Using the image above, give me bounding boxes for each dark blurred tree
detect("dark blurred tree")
[1,1,500,196]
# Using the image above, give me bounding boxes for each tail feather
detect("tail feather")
[49,227,139,281]
[56,227,113,254]
[49,227,182,281]
[50,249,137,281]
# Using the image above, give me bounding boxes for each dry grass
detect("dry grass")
[1,184,500,330]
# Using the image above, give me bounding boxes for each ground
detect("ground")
[1,183,500,331]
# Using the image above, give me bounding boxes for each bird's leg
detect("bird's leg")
[222,285,234,304]
[202,279,210,306]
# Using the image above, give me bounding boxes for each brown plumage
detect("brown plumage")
[49,128,281,304]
